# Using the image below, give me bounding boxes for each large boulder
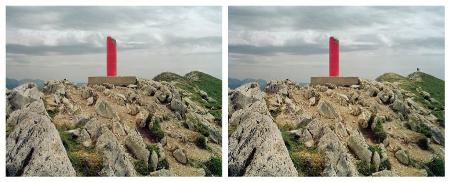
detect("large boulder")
[347,132,372,164]
[170,98,187,118]
[96,129,137,176]
[6,110,76,176]
[95,99,117,119]
[173,148,187,164]
[394,149,409,165]
[317,127,358,176]
[317,100,339,119]
[7,83,42,111]
[124,131,150,164]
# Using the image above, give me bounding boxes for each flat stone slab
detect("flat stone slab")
[310,77,360,86]
[88,76,137,86]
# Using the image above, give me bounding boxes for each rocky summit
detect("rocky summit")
[6,71,222,177]
[228,71,444,177]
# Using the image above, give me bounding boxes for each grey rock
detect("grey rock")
[347,132,372,164]
[6,111,76,176]
[317,100,339,119]
[372,151,381,172]
[126,104,140,116]
[95,99,117,119]
[372,170,397,177]
[124,131,150,164]
[170,99,187,118]
[173,148,187,164]
[87,97,95,106]
[358,110,372,128]
[96,129,137,176]
[150,169,177,176]
[395,150,409,165]
[135,109,149,128]
[149,150,158,172]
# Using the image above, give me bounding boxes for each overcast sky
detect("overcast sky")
[6,6,222,82]
[229,6,445,83]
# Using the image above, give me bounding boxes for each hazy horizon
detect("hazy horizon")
[229,7,445,82]
[6,6,222,83]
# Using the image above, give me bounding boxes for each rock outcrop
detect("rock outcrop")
[229,83,297,176]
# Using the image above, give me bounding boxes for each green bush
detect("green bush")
[425,157,444,176]
[373,121,387,143]
[134,160,150,176]
[149,120,165,141]
[196,135,208,149]
[417,123,432,138]
[157,159,170,170]
[195,122,210,137]
[417,137,430,150]
[204,156,222,176]
[356,160,375,176]
[379,159,392,171]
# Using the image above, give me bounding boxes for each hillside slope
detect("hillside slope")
[229,72,445,177]
[377,71,444,126]
[6,71,222,177]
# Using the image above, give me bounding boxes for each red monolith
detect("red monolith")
[329,36,339,77]
[107,36,117,77]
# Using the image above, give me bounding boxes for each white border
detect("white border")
[1,1,449,182]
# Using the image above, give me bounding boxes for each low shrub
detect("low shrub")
[204,156,221,176]
[356,160,375,176]
[149,120,165,141]
[134,160,150,176]
[425,157,444,176]
[417,137,430,150]
[373,121,387,143]
[196,135,208,149]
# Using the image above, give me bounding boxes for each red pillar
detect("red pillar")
[107,36,117,77]
[329,36,339,77]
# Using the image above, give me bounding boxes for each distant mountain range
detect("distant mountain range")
[228,78,267,89]
[6,78,86,90]
[229,78,309,89]
[6,78,45,90]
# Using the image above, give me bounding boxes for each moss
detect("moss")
[149,120,165,142]
[425,157,444,176]
[203,156,222,176]
[133,160,150,176]
[373,121,387,143]
[417,137,430,150]
[196,135,208,149]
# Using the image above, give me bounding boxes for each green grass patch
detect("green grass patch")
[204,156,222,176]
[425,157,445,176]
[58,125,102,176]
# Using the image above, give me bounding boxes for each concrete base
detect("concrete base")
[88,76,137,86]
[310,77,360,87]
